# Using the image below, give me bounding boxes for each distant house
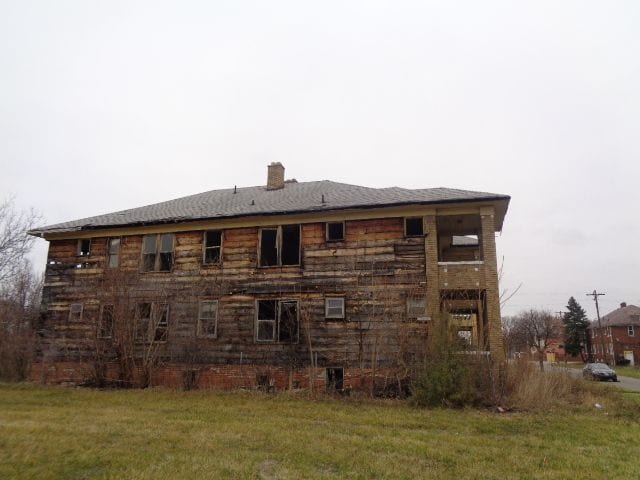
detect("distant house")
[588,303,640,366]
[28,163,510,390]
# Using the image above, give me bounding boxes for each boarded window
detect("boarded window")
[107,238,120,268]
[405,217,424,237]
[326,222,345,241]
[203,230,222,265]
[256,300,298,343]
[77,239,91,256]
[142,234,174,272]
[99,304,114,338]
[259,225,300,266]
[68,303,83,322]
[325,297,345,319]
[198,300,218,337]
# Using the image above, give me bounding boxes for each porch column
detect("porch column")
[424,214,440,322]
[480,206,505,361]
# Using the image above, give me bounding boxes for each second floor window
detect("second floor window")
[107,238,120,268]
[259,225,300,267]
[628,325,635,337]
[203,230,222,265]
[142,234,174,272]
[405,217,424,237]
[77,239,91,256]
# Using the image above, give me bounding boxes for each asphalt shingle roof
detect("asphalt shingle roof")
[29,180,510,235]
[588,304,640,329]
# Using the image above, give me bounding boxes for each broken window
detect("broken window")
[107,238,120,268]
[256,300,298,343]
[203,230,222,265]
[136,302,152,341]
[99,304,114,338]
[68,303,83,322]
[77,239,91,256]
[259,225,300,267]
[326,367,344,391]
[142,233,174,272]
[325,297,345,319]
[326,222,345,241]
[198,300,218,337]
[406,297,427,320]
[405,217,424,237]
[154,304,169,342]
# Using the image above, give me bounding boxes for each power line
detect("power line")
[586,290,609,364]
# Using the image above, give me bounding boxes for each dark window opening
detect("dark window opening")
[326,222,345,241]
[405,217,424,237]
[259,225,300,267]
[281,225,300,265]
[108,238,120,268]
[136,302,152,341]
[260,229,278,266]
[256,299,298,343]
[99,304,114,338]
[154,304,169,342]
[326,367,344,391]
[78,239,91,256]
[203,230,222,264]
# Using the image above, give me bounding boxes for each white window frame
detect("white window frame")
[197,300,219,338]
[107,237,120,268]
[325,297,345,319]
[141,233,175,272]
[628,325,635,337]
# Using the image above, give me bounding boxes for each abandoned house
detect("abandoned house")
[28,163,510,391]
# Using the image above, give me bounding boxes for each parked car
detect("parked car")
[582,363,619,382]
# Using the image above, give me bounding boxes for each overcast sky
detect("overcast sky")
[2,1,639,319]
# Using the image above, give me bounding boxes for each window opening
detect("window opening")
[198,300,218,337]
[77,239,91,256]
[142,234,174,272]
[68,303,83,322]
[326,222,345,241]
[405,217,424,237]
[325,297,345,319]
[326,367,344,391]
[259,225,300,266]
[107,238,120,268]
[99,304,114,338]
[203,230,222,264]
[256,300,298,343]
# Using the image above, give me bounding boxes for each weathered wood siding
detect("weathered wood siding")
[39,218,430,370]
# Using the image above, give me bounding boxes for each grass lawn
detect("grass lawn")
[1,383,639,480]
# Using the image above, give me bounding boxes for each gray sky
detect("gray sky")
[2,1,639,319]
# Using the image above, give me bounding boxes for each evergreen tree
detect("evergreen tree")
[563,297,591,361]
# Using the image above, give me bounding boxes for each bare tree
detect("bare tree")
[0,197,41,286]
[511,309,559,371]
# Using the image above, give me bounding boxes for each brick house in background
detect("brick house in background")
[588,303,640,366]
[28,163,510,390]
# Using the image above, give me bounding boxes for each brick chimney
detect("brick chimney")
[620,302,627,308]
[266,162,285,190]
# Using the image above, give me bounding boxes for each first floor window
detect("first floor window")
[135,302,168,342]
[256,300,299,343]
[198,300,218,337]
[325,297,345,319]
[406,297,427,320]
[99,304,114,338]
[68,303,83,322]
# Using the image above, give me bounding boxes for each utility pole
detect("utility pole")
[586,290,607,364]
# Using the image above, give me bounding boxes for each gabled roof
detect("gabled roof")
[28,180,510,236]
[588,304,640,329]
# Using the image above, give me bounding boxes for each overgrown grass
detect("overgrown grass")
[1,383,639,479]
